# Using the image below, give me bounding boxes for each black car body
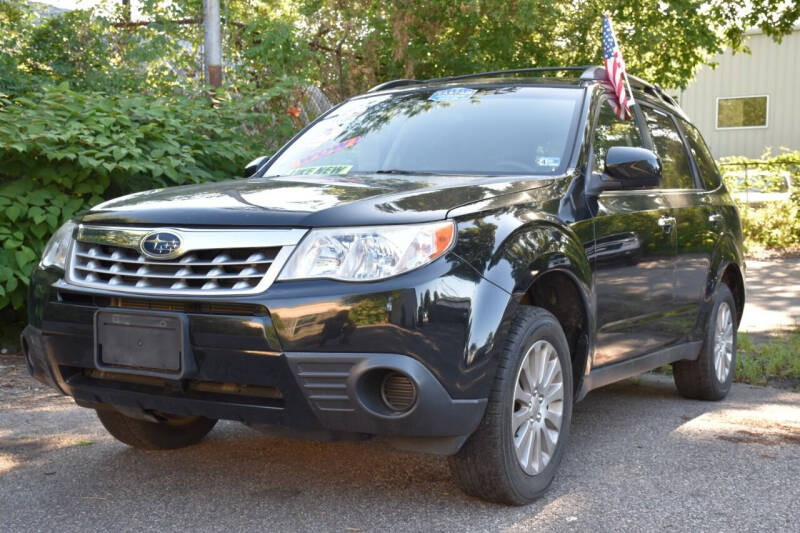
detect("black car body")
[23,66,745,503]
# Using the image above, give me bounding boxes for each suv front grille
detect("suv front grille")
[67,225,306,296]
[72,242,278,291]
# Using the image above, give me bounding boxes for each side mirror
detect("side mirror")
[588,146,661,194]
[244,155,271,178]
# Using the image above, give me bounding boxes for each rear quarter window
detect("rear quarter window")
[678,119,722,190]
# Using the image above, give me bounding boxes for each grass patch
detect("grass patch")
[736,331,800,387]
[653,331,800,389]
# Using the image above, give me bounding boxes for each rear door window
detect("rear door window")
[642,107,696,190]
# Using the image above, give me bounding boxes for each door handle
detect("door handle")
[708,213,723,227]
[657,215,676,234]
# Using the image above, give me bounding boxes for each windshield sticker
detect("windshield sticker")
[429,87,477,102]
[286,165,353,176]
[292,136,362,168]
[537,157,561,167]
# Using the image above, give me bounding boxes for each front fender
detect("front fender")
[452,210,595,392]
[453,210,593,303]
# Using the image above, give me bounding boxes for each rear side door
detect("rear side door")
[589,98,680,367]
[640,106,713,339]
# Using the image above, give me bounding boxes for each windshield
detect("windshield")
[264,86,583,178]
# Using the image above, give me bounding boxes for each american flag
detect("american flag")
[602,13,633,119]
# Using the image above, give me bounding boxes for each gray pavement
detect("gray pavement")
[740,258,800,333]
[1,361,798,532]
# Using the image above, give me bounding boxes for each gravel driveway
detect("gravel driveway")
[1,353,798,532]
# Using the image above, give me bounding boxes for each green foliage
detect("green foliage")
[720,152,800,250]
[4,0,800,101]
[0,81,298,310]
[736,332,800,386]
[738,201,800,250]
[20,9,201,94]
[0,0,313,97]
[296,0,800,100]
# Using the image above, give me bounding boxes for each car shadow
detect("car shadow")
[4,374,792,531]
[64,377,722,525]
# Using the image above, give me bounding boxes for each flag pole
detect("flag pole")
[621,61,636,111]
[621,63,636,119]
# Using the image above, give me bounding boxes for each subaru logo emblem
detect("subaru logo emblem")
[140,231,183,260]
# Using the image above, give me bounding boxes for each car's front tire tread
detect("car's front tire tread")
[448,306,573,505]
[96,409,217,450]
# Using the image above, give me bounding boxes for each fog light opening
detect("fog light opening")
[380,371,417,413]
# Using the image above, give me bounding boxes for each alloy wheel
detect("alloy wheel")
[511,340,564,475]
[714,302,734,382]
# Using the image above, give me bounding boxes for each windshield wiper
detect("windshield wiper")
[363,169,482,176]
[373,169,438,175]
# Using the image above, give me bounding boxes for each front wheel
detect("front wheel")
[96,409,217,450]
[448,307,573,505]
[673,283,737,401]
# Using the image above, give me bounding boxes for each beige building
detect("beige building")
[673,25,800,158]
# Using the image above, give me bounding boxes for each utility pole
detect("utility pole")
[203,0,222,87]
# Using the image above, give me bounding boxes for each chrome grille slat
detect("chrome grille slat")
[66,225,306,296]
[74,251,275,267]
[73,266,267,280]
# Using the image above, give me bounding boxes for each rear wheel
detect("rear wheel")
[448,307,573,505]
[673,283,737,401]
[96,409,217,450]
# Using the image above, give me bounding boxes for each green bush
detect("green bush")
[738,200,800,250]
[0,81,299,311]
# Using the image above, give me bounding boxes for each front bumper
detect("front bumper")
[22,324,485,440]
[23,255,508,447]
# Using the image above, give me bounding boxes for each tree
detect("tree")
[5,0,797,100]
[296,0,800,100]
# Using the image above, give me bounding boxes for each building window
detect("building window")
[716,95,768,129]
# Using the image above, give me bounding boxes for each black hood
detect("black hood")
[80,174,556,227]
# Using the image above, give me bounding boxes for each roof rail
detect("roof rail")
[366,66,682,111]
[423,65,595,84]
[367,65,598,93]
[627,74,681,108]
[367,79,422,93]
[579,66,607,81]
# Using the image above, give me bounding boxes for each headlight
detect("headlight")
[40,221,77,269]
[278,221,456,282]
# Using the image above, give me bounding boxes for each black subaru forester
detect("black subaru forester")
[24,66,745,505]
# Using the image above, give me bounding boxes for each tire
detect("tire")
[96,409,217,450]
[448,306,573,505]
[673,283,737,401]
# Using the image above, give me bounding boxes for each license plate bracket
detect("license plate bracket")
[94,310,190,378]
